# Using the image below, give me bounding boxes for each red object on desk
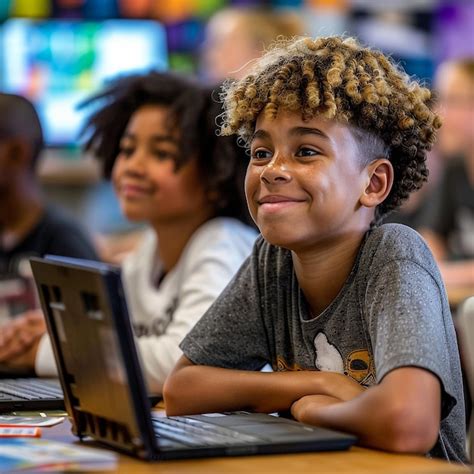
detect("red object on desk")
[0,427,42,437]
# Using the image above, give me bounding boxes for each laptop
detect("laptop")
[30,255,357,461]
[0,274,65,412]
[0,378,64,412]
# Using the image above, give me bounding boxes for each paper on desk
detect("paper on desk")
[0,415,65,427]
[6,410,67,417]
[0,438,117,472]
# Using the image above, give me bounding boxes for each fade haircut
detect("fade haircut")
[80,71,252,225]
[220,36,442,221]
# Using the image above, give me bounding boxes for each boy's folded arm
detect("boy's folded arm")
[163,356,365,416]
[291,367,441,454]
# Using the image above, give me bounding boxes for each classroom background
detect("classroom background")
[0,0,472,247]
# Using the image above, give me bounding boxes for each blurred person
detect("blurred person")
[419,58,474,289]
[0,72,257,393]
[0,93,98,369]
[202,6,305,83]
[79,72,257,393]
[435,58,474,161]
[382,149,443,229]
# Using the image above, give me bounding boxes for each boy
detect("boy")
[163,36,467,463]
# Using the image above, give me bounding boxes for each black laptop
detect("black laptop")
[0,377,64,412]
[0,274,65,412]
[29,255,357,461]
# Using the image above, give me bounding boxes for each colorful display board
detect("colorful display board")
[0,18,167,145]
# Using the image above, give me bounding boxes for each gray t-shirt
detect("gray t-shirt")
[181,223,466,462]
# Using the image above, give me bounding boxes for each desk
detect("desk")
[42,418,470,474]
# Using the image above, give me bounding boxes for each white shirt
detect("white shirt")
[35,217,257,393]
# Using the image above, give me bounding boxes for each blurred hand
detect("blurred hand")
[0,310,46,368]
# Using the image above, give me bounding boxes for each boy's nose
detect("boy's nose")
[260,155,291,184]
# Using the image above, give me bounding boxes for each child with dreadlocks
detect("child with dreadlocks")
[164,37,467,462]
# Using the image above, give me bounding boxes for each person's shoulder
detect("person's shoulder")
[362,223,436,270]
[444,156,471,188]
[199,217,257,239]
[446,155,466,173]
[358,224,446,300]
[169,218,256,275]
[122,228,156,272]
[367,223,429,255]
[41,205,85,232]
[369,222,425,243]
[39,205,98,259]
[41,206,96,241]
[188,217,257,252]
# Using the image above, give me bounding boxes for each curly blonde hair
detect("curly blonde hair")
[220,36,442,220]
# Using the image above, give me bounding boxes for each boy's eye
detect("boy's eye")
[251,149,272,161]
[296,147,320,157]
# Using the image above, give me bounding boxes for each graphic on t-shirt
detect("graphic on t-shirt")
[314,332,344,373]
[345,349,375,385]
[275,356,304,371]
[314,332,375,386]
[132,297,178,337]
[274,332,376,386]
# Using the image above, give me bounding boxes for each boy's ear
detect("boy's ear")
[359,158,394,208]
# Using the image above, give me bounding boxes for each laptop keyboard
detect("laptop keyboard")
[152,415,261,446]
[0,379,62,401]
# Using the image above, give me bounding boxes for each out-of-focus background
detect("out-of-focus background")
[0,0,472,242]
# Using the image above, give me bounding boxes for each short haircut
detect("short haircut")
[220,36,442,222]
[0,93,44,169]
[80,71,252,225]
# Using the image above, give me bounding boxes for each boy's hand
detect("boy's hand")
[291,394,341,425]
[315,372,366,401]
[0,310,46,368]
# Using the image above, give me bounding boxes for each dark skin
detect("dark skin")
[164,112,441,454]
[0,137,46,369]
[0,139,43,236]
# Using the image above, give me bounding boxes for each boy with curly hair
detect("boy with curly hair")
[164,36,467,462]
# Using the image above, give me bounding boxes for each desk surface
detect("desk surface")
[42,418,470,474]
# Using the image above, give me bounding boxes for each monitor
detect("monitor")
[0,18,168,147]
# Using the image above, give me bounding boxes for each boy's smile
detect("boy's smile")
[246,111,373,251]
[257,193,307,212]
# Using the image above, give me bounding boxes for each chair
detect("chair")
[457,296,474,464]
